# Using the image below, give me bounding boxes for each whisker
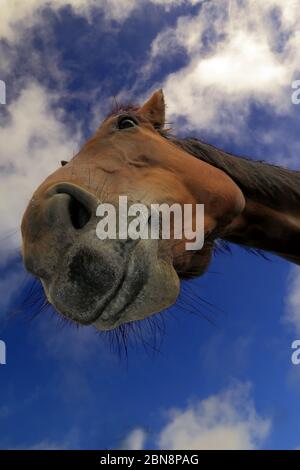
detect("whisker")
[176,297,218,327]
[182,283,225,315]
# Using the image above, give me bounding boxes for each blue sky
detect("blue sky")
[1,0,300,450]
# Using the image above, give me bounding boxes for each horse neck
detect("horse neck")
[174,137,300,264]
[223,198,300,265]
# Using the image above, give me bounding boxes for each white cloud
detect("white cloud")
[0,0,202,43]
[147,0,300,135]
[285,266,300,335]
[120,428,147,450]
[151,0,203,9]
[116,383,271,451]
[157,382,270,450]
[0,0,138,41]
[0,82,82,260]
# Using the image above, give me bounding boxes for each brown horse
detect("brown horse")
[21,90,300,330]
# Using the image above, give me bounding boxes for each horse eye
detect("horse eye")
[117,116,137,130]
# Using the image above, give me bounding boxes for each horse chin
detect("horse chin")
[93,242,180,330]
[93,255,180,331]
[42,240,180,330]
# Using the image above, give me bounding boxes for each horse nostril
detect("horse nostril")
[68,196,91,229]
[46,183,97,230]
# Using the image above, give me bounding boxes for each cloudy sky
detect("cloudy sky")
[1,0,300,450]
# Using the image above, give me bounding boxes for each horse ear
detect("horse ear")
[138,89,165,129]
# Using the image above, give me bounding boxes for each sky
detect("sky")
[1,0,300,450]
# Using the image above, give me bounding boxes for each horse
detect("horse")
[21,89,300,330]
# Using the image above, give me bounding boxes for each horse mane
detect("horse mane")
[167,135,300,210]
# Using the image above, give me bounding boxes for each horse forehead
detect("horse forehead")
[75,138,156,170]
